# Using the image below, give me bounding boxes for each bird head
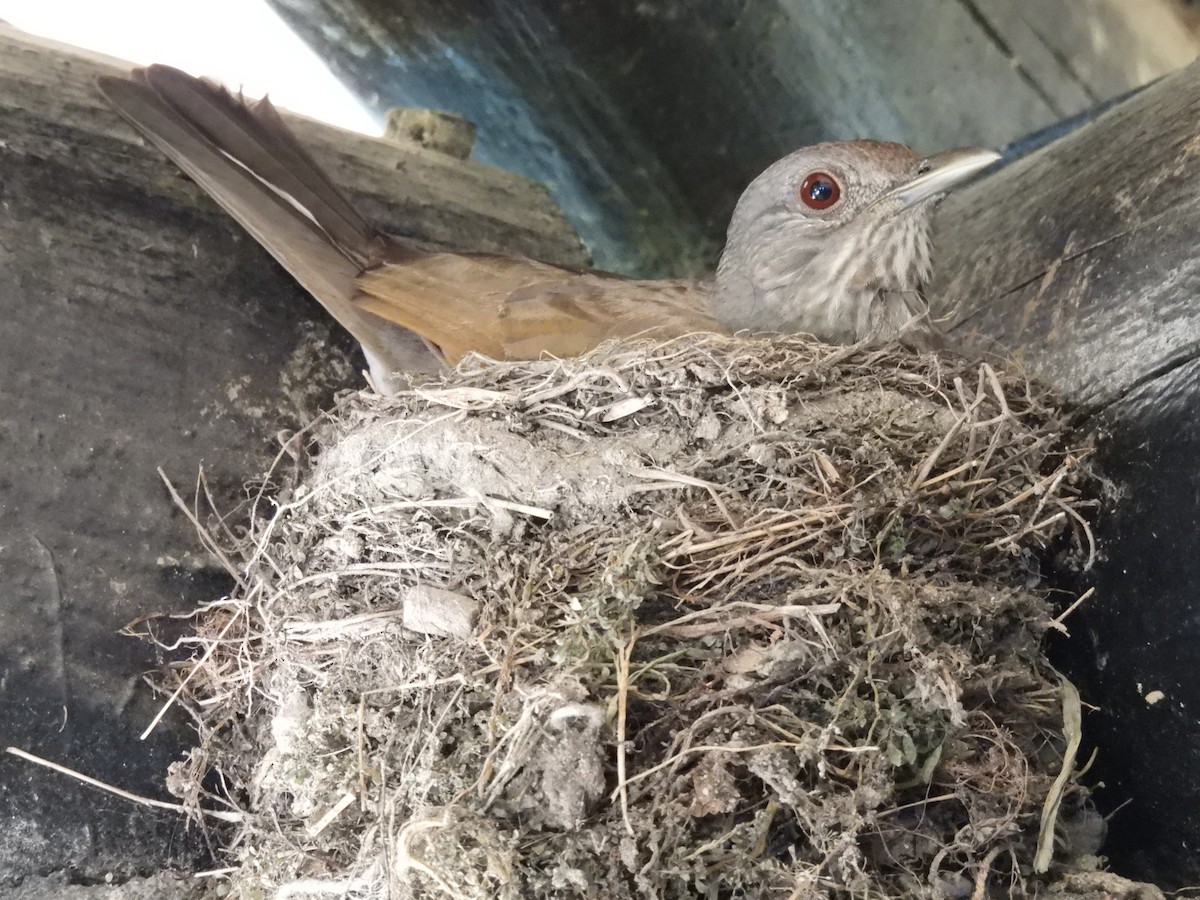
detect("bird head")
[713,140,999,343]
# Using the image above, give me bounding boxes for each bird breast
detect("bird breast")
[711,208,935,344]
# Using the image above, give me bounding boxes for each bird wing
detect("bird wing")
[353,253,727,362]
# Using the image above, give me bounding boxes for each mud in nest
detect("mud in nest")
[151,335,1150,899]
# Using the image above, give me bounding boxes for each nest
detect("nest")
[154,335,1145,899]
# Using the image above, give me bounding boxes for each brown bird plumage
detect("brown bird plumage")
[97,66,997,394]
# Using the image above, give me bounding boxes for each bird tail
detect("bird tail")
[96,65,434,385]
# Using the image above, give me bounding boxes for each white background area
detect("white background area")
[0,0,379,133]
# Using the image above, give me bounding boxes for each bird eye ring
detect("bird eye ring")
[798,172,841,210]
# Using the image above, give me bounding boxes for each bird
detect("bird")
[96,65,999,394]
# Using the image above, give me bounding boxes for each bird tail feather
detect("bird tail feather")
[97,65,433,384]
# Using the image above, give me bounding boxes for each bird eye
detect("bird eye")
[798,172,841,210]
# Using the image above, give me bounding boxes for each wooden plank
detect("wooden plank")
[960,0,1099,113]
[932,57,1200,409]
[966,0,1197,112]
[0,24,587,265]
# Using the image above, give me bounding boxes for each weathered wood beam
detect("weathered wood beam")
[0,25,585,263]
[933,58,1200,410]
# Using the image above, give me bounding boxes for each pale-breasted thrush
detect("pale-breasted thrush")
[98,66,998,394]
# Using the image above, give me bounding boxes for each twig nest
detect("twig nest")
[171,335,1151,899]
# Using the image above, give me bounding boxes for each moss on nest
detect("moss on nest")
[155,335,1156,899]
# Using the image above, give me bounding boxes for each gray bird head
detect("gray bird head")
[712,140,999,343]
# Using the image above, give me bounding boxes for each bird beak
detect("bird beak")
[873,147,1001,211]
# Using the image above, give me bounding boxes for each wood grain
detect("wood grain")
[933,58,1200,409]
[0,24,586,266]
